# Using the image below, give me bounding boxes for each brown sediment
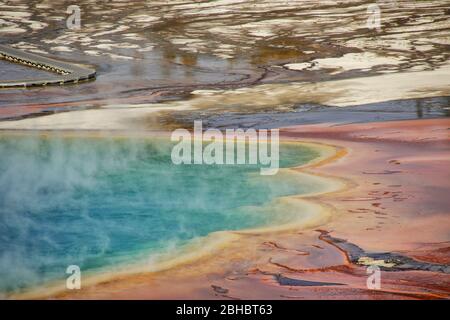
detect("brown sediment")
[14,117,449,300]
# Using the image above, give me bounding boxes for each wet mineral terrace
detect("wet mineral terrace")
[0,0,449,120]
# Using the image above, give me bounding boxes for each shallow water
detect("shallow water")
[0,135,320,293]
[1,0,448,119]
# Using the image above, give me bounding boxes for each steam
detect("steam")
[0,133,318,294]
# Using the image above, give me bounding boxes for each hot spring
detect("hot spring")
[0,133,326,294]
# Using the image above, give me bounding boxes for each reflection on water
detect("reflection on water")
[0,0,449,118]
[162,97,450,131]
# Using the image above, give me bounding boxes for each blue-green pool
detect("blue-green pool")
[0,135,320,293]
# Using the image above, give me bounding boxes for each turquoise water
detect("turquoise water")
[0,135,320,293]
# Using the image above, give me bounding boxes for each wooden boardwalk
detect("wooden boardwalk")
[0,45,96,88]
